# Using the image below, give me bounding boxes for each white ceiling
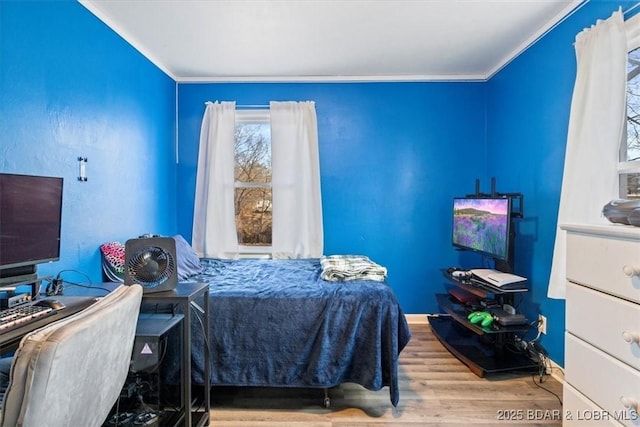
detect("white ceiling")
[79,0,585,82]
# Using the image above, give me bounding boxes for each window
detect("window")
[234,110,272,253]
[621,47,640,199]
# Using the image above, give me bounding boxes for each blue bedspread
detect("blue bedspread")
[188,258,411,406]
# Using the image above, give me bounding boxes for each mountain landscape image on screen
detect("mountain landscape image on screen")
[453,199,508,259]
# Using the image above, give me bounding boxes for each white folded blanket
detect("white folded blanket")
[320,255,387,282]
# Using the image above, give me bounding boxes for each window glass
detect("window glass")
[620,173,640,199]
[234,187,272,245]
[234,111,272,249]
[625,48,640,162]
[621,47,640,199]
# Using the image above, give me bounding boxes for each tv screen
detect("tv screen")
[452,197,511,261]
[0,173,63,274]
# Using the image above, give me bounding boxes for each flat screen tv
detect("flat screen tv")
[0,173,63,280]
[452,196,511,267]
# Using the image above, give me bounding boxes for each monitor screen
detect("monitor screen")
[0,173,63,273]
[452,197,511,261]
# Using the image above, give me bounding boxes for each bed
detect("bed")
[185,257,412,406]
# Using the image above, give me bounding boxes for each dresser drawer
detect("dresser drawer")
[563,383,624,426]
[565,333,640,427]
[566,231,640,304]
[566,282,640,370]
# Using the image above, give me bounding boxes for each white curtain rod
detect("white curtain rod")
[625,2,640,16]
[204,102,270,109]
[236,104,270,109]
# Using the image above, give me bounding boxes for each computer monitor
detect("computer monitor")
[452,196,512,270]
[0,173,64,282]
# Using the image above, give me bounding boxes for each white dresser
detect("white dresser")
[563,224,640,426]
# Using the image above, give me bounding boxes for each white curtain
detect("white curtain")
[270,101,324,258]
[192,101,239,259]
[547,10,627,298]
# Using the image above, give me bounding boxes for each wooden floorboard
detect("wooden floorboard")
[209,323,563,426]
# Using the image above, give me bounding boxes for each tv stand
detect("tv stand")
[429,269,538,377]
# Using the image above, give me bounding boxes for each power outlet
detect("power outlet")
[538,314,547,335]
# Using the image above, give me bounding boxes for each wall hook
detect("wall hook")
[77,156,88,182]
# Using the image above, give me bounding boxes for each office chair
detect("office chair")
[0,284,143,427]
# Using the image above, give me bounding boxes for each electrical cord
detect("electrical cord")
[524,341,563,405]
[531,372,563,405]
[55,269,92,284]
[528,317,543,343]
[189,301,210,413]
[47,269,117,296]
[62,281,112,295]
[508,330,564,406]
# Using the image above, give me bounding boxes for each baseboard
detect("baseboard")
[405,313,429,324]
[547,357,565,384]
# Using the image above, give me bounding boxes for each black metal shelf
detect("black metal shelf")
[99,282,210,427]
[428,315,539,377]
[432,269,537,377]
[435,294,531,335]
[140,282,210,427]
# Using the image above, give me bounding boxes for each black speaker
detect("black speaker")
[124,237,177,294]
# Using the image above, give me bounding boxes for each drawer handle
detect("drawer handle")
[620,396,638,412]
[622,331,640,345]
[622,265,640,277]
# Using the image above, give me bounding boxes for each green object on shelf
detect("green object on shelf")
[467,311,493,327]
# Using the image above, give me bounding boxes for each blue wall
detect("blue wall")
[176,1,640,362]
[177,82,486,314]
[0,1,177,283]
[486,0,639,363]
[3,0,636,365]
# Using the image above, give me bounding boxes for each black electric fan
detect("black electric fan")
[124,236,177,293]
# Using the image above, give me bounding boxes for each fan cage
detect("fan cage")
[127,246,176,289]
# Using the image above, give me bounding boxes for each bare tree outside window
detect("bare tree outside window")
[234,121,272,246]
[622,48,640,199]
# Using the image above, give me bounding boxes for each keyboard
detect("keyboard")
[0,304,54,332]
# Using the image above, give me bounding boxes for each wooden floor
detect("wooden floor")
[209,323,564,426]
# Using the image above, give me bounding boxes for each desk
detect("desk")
[0,296,98,354]
[0,283,211,426]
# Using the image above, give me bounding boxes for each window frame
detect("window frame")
[234,109,272,256]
